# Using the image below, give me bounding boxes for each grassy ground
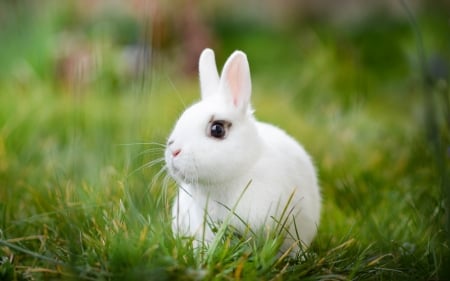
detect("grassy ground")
[1,2,449,280]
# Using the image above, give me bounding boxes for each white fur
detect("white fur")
[165,49,321,253]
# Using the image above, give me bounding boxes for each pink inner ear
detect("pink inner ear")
[227,57,243,107]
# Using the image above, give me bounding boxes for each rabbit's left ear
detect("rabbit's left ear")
[219,51,251,113]
[199,48,220,100]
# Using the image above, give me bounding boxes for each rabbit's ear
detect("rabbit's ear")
[219,51,251,112]
[199,48,220,99]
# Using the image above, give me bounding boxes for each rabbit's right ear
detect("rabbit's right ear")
[199,48,220,100]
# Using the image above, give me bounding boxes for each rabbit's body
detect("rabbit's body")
[166,49,321,253]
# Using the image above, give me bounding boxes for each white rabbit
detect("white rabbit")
[165,48,321,253]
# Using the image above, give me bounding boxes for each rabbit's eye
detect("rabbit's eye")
[210,122,226,138]
[208,120,231,139]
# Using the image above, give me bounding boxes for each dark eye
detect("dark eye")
[210,121,226,138]
[208,120,230,139]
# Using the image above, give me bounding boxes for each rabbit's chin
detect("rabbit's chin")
[167,163,211,187]
[167,163,194,185]
[168,163,232,188]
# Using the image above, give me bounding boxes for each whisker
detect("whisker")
[138,148,165,157]
[162,170,172,191]
[117,142,166,147]
[140,159,165,173]
[126,157,165,178]
[158,173,175,212]
[149,163,169,189]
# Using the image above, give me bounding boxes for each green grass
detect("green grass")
[0,1,449,280]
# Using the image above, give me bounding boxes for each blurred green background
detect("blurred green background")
[0,0,449,280]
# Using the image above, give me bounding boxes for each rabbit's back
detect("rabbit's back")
[238,121,321,245]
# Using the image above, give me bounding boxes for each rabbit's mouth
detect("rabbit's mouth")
[170,163,181,176]
[165,149,201,185]
[167,158,179,176]
[168,161,196,185]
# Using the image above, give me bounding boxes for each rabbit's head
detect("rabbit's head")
[165,49,262,186]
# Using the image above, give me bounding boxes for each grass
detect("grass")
[0,1,449,280]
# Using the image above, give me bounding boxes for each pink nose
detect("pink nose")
[172,149,181,157]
